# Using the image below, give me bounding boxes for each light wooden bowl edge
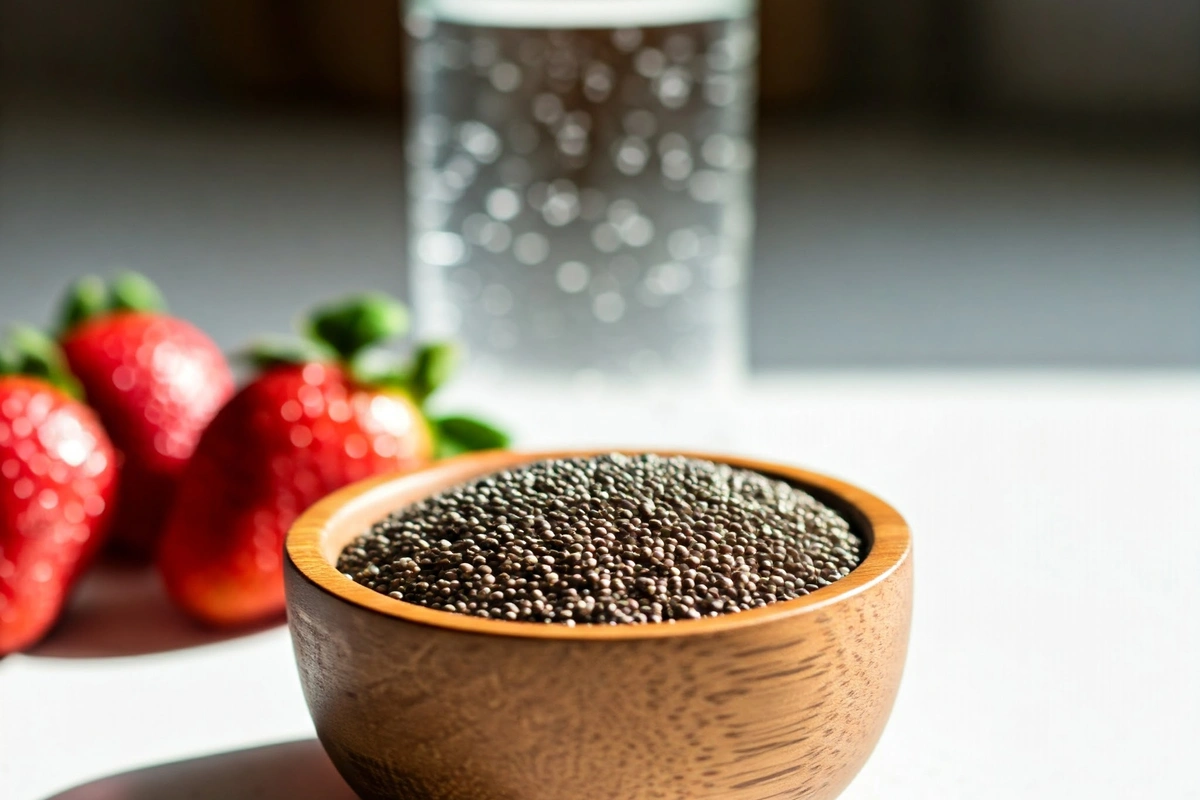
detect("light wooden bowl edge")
[286,449,911,641]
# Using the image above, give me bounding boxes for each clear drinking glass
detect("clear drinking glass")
[405,0,757,395]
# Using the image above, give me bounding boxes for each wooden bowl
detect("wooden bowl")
[285,450,912,800]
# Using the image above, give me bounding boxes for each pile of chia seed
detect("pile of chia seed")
[338,454,864,625]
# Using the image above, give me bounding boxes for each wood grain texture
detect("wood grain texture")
[285,450,912,800]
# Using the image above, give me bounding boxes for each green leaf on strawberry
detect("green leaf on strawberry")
[58,275,110,335]
[109,271,168,314]
[0,325,83,399]
[246,337,338,371]
[57,271,168,337]
[306,292,409,361]
[252,293,508,458]
[433,415,511,459]
[406,341,460,405]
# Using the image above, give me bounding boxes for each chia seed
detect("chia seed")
[337,454,864,625]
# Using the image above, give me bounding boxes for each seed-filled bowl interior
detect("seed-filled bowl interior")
[337,453,866,625]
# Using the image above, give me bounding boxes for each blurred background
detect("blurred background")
[2,6,1198,799]
[1,0,1197,368]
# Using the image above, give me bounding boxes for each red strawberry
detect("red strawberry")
[157,294,507,627]
[58,273,234,557]
[1,329,118,655]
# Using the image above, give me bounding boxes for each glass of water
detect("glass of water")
[406,0,757,395]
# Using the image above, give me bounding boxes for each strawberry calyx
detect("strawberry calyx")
[0,325,84,398]
[57,271,167,336]
[110,272,168,314]
[431,415,510,459]
[246,337,338,371]
[306,292,409,361]
[247,293,510,457]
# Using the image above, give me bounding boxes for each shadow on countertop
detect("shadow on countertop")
[46,740,356,800]
[29,560,283,659]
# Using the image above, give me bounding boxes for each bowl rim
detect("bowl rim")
[286,449,911,641]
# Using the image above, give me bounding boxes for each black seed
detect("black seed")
[337,454,863,625]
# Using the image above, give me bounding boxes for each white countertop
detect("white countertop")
[3,372,1198,799]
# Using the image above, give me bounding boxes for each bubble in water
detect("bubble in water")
[513,232,549,265]
[588,271,620,296]
[480,221,512,253]
[427,175,462,204]
[490,62,522,92]
[646,262,693,295]
[688,170,724,203]
[459,122,501,163]
[442,154,477,190]
[657,67,693,109]
[615,137,650,175]
[635,48,667,78]
[658,132,690,157]
[584,62,615,102]
[558,123,589,157]
[620,215,655,248]
[707,38,736,72]
[543,192,580,227]
[661,149,694,181]
[702,133,738,169]
[533,93,563,125]
[592,223,622,253]
[593,292,626,323]
[417,232,465,267]
[556,261,590,293]
[551,177,578,195]
[636,283,668,309]
[486,187,521,221]
[612,28,643,53]
[607,198,639,224]
[563,110,592,132]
